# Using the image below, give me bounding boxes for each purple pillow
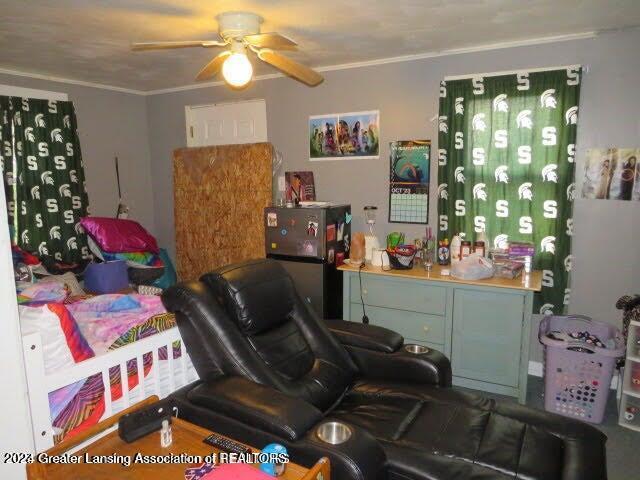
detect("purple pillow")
[80,217,159,254]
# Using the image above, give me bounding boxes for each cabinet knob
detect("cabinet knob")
[362,289,367,295]
[423,326,430,333]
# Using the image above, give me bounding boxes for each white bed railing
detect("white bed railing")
[22,326,199,452]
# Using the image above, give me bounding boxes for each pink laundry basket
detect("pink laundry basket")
[539,314,625,424]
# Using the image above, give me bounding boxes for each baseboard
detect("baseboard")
[528,361,619,390]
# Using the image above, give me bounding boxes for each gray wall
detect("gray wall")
[147,27,640,363]
[0,73,156,233]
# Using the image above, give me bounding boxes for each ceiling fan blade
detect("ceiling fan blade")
[196,51,232,81]
[257,49,323,86]
[131,40,226,51]
[244,33,297,50]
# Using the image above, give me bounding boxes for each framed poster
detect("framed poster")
[389,140,430,224]
[285,171,316,202]
[582,148,639,201]
[309,110,379,160]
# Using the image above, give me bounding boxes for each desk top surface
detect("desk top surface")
[338,263,542,292]
[32,417,320,480]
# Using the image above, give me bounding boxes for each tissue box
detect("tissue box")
[84,261,129,294]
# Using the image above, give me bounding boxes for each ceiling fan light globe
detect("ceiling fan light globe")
[222,52,253,87]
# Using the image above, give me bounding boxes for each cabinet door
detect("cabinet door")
[452,288,523,387]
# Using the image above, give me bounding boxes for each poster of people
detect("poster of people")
[582,148,639,201]
[309,110,379,160]
[285,171,316,203]
[389,140,431,224]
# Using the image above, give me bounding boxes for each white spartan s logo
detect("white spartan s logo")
[565,106,578,125]
[25,127,36,142]
[494,234,509,249]
[540,303,554,315]
[30,186,40,200]
[51,128,63,142]
[438,116,448,133]
[567,183,576,201]
[21,230,29,244]
[495,165,509,183]
[564,254,573,272]
[472,113,487,132]
[38,242,49,256]
[69,169,78,183]
[473,183,487,200]
[74,222,84,234]
[41,171,54,185]
[14,111,22,126]
[63,115,71,129]
[438,183,448,200]
[541,236,556,254]
[540,89,557,108]
[59,184,71,197]
[542,164,558,183]
[455,97,464,115]
[49,226,62,240]
[35,113,46,127]
[454,166,465,183]
[518,182,533,200]
[67,237,78,250]
[516,110,533,129]
[493,94,508,112]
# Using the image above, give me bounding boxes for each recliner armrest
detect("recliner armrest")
[325,319,403,353]
[187,376,322,441]
[346,344,452,387]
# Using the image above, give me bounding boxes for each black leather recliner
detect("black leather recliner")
[162,259,607,480]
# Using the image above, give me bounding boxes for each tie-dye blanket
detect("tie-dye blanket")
[40,294,179,443]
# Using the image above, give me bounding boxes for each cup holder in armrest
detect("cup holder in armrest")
[404,344,429,355]
[316,421,352,445]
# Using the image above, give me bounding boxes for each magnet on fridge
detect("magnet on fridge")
[345,212,352,224]
[326,224,336,242]
[307,221,319,237]
[271,242,277,249]
[336,252,345,267]
[281,228,287,236]
[337,222,345,241]
[267,212,278,227]
[328,248,335,264]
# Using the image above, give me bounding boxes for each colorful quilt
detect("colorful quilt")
[34,294,179,443]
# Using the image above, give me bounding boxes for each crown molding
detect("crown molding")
[0,30,598,97]
[0,67,146,95]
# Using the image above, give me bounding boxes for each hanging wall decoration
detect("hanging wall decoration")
[285,171,316,202]
[309,110,379,160]
[582,148,639,201]
[389,140,431,224]
[438,67,581,315]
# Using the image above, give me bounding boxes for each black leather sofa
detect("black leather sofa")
[162,259,607,480]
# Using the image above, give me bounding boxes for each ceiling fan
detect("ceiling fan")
[132,11,323,88]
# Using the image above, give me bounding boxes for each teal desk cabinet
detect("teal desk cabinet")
[339,264,542,403]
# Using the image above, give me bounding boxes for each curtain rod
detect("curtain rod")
[444,64,582,81]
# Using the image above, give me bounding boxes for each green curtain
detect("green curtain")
[0,96,90,264]
[437,68,581,314]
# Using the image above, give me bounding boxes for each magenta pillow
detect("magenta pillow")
[80,217,159,254]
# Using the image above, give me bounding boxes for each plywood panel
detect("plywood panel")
[173,143,272,280]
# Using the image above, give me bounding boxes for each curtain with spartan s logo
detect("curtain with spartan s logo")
[0,96,90,264]
[437,68,581,315]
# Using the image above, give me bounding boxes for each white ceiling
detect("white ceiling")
[1,0,639,92]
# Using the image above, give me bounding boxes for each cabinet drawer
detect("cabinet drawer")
[350,303,445,344]
[350,275,446,315]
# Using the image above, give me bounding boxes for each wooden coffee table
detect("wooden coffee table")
[27,397,330,480]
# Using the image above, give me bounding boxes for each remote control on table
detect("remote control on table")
[203,433,252,455]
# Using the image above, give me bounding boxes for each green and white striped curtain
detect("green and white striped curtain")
[437,67,581,314]
[0,96,90,264]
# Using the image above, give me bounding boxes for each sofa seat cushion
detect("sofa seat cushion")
[331,380,607,480]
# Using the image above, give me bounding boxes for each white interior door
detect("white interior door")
[185,99,268,147]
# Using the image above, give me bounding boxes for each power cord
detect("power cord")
[358,263,369,324]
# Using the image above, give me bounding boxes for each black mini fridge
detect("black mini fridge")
[264,204,351,319]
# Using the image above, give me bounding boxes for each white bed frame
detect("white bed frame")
[22,326,198,452]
